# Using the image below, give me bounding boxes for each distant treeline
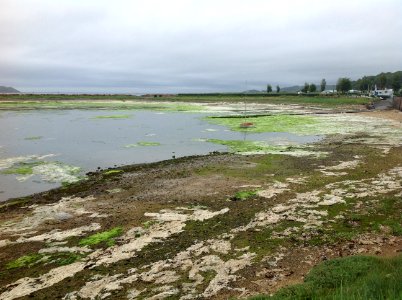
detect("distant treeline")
[352,71,401,91]
[177,93,320,97]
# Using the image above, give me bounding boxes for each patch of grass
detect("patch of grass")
[24,136,42,140]
[79,227,123,247]
[250,255,402,300]
[6,253,43,269]
[232,190,258,201]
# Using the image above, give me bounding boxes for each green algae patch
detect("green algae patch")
[125,141,161,148]
[24,136,42,140]
[207,115,318,134]
[232,190,258,201]
[207,139,325,157]
[0,100,206,112]
[103,169,124,175]
[1,161,44,175]
[93,114,132,119]
[6,254,44,269]
[55,253,84,266]
[79,227,123,247]
[1,160,82,183]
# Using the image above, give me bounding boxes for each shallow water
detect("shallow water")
[0,110,321,200]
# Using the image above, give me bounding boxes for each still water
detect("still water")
[0,110,320,200]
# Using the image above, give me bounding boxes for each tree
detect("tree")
[309,83,317,93]
[276,85,280,93]
[267,84,272,93]
[301,82,309,93]
[336,78,352,93]
[378,74,387,89]
[320,79,326,92]
[391,74,401,91]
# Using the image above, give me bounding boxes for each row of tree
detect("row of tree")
[354,72,401,92]
[266,84,281,93]
[266,71,402,95]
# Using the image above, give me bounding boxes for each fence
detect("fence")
[393,97,402,111]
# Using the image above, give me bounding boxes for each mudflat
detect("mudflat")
[0,102,401,299]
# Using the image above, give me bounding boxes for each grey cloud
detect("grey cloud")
[0,0,401,93]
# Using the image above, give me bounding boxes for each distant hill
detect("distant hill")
[0,86,20,93]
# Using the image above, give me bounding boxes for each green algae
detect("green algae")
[142,220,159,229]
[103,169,124,175]
[207,115,318,134]
[1,161,44,175]
[206,139,325,157]
[93,114,132,119]
[24,136,42,140]
[6,254,44,269]
[79,227,123,247]
[207,114,402,140]
[232,190,258,201]
[1,160,82,183]
[0,100,205,112]
[125,142,161,148]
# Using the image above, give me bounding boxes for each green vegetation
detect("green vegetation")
[0,99,205,112]
[336,77,352,93]
[1,161,44,175]
[6,254,43,269]
[207,115,318,134]
[232,190,258,201]
[93,114,132,119]
[251,255,402,300]
[267,84,272,93]
[125,141,161,148]
[0,95,370,109]
[24,136,42,140]
[143,220,158,229]
[103,169,124,175]
[320,78,326,92]
[55,253,83,266]
[79,227,123,247]
[206,138,323,157]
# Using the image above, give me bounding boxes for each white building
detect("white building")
[370,86,393,98]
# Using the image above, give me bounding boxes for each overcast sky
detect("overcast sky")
[1,0,401,93]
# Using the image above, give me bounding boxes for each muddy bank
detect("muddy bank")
[0,111,401,299]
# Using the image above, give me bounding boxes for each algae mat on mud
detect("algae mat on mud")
[207,113,402,136]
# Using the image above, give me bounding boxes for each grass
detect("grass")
[250,255,402,300]
[6,254,43,269]
[79,227,123,247]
